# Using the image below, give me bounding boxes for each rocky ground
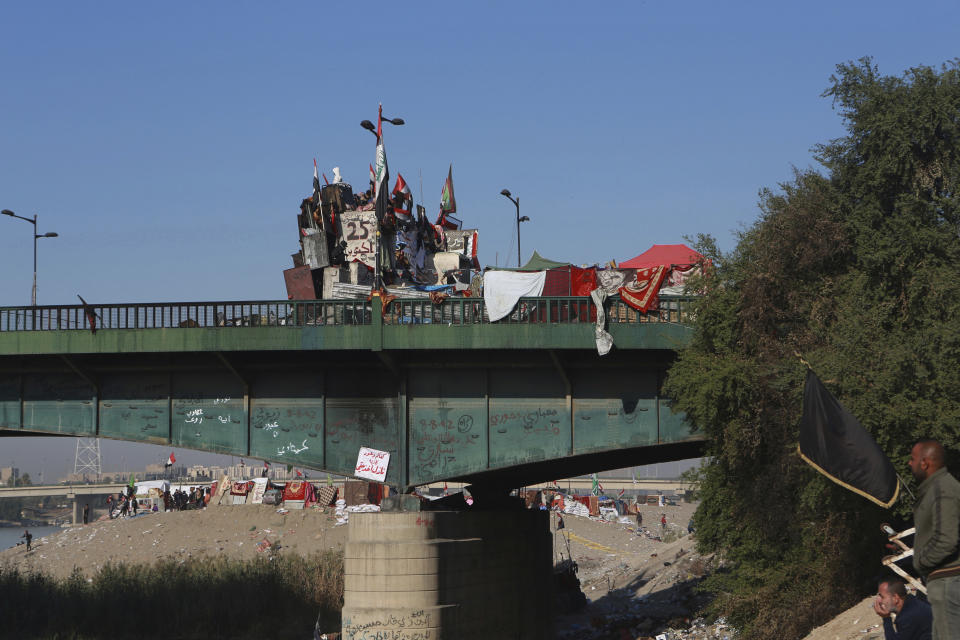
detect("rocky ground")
[0,498,890,640]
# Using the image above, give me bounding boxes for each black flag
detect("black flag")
[798,369,899,507]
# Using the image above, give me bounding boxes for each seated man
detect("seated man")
[874,577,932,640]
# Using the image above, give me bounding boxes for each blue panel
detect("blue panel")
[0,375,20,429]
[572,371,658,455]
[326,372,401,485]
[100,373,170,443]
[488,369,569,469]
[409,369,486,484]
[250,373,324,469]
[22,373,95,435]
[171,373,246,454]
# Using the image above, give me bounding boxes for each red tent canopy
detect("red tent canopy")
[619,243,704,269]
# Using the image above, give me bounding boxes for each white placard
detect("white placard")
[355,446,390,482]
[340,211,377,268]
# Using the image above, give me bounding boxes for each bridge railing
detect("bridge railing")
[0,296,696,331]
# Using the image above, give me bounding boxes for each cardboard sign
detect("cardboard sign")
[339,211,377,268]
[355,446,390,482]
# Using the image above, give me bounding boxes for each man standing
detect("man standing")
[874,578,932,640]
[909,439,960,639]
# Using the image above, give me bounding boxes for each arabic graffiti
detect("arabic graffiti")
[276,439,309,457]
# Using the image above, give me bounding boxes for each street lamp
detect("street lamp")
[2,209,58,306]
[500,189,529,267]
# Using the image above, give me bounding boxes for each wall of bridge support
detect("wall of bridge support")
[342,510,553,640]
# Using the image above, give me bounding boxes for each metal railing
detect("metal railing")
[0,296,695,332]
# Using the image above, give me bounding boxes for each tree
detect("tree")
[665,58,960,640]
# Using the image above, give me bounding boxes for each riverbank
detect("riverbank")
[0,504,349,580]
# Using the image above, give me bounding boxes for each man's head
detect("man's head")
[909,439,946,482]
[878,579,907,614]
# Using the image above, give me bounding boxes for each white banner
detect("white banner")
[355,446,390,482]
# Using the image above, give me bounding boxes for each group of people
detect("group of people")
[163,486,209,512]
[105,490,139,519]
[872,438,960,640]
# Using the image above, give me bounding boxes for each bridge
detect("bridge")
[0,295,702,492]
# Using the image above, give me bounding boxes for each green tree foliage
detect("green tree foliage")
[665,58,960,639]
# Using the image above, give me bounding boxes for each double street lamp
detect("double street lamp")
[500,189,529,268]
[2,209,58,306]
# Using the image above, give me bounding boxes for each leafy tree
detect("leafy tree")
[665,58,960,639]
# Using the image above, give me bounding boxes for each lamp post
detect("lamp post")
[2,209,58,306]
[500,190,529,267]
[361,110,404,290]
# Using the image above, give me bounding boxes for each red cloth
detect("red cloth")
[541,267,570,296]
[619,243,704,269]
[619,265,668,312]
[230,482,250,496]
[282,481,307,501]
[570,266,597,296]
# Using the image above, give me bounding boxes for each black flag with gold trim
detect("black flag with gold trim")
[798,369,899,508]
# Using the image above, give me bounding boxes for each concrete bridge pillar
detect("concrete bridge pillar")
[341,509,553,640]
[71,496,79,525]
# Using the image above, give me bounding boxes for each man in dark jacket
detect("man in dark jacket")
[874,578,932,640]
[909,439,960,640]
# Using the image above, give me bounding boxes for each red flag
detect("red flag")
[77,295,97,334]
[165,452,176,468]
[392,174,412,222]
[296,469,303,478]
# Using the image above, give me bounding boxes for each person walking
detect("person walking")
[660,513,667,538]
[909,439,960,640]
[635,509,643,535]
[106,494,114,518]
[21,529,32,551]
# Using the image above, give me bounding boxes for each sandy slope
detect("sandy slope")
[0,498,888,639]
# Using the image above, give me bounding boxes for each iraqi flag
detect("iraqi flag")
[313,159,321,206]
[165,452,176,468]
[373,104,391,225]
[798,369,899,507]
[392,174,412,223]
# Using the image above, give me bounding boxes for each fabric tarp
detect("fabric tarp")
[483,270,547,321]
[619,243,705,269]
[619,265,668,312]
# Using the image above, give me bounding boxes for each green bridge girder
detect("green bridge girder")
[0,296,702,489]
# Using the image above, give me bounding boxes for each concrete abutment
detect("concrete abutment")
[342,510,553,640]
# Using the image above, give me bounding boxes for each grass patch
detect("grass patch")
[0,551,343,639]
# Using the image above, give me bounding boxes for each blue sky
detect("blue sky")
[2,1,959,479]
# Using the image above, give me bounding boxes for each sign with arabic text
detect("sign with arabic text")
[355,446,390,482]
[339,211,377,268]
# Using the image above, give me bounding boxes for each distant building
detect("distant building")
[1,467,19,485]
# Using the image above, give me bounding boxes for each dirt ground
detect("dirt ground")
[0,503,350,580]
[0,498,889,639]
